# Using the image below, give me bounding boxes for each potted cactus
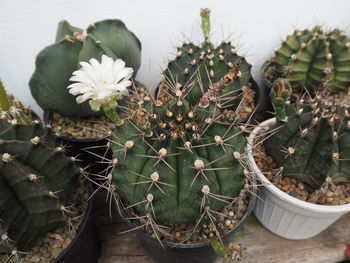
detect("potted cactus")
[157,8,268,122]
[29,18,142,176]
[0,83,100,262]
[247,78,350,240]
[108,83,255,263]
[261,26,350,94]
[63,10,258,262]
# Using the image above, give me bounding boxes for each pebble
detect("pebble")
[254,144,350,206]
[51,248,62,259]
[51,112,115,139]
[326,191,334,197]
[29,255,40,262]
[237,86,256,121]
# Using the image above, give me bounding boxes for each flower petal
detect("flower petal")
[69,72,94,85]
[76,95,86,104]
[97,90,113,100]
[114,67,134,83]
[68,55,134,109]
[115,82,130,92]
[113,59,126,77]
[101,55,114,81]
[79,61,93,71]
[68,83,88,95]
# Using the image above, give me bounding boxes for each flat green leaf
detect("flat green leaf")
[29,39,99,117]
[55,20,83,43]
[87,19,141,73]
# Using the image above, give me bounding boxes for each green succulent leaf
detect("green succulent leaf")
[55,20,83,43]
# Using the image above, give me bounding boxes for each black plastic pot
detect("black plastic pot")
[249,79,271,122]
[44,111,113,180]
[259,61,275,119]
[117,187,256,263]
[53,188,101,263]
[260,61,274,90]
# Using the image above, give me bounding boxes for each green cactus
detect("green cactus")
[265,26,350,94]
[264,84,350,189]
[29,19,141,117]
[0,120,80,253]
[157,9,256,118]
[110,83,246,226]
[270,78,296,121]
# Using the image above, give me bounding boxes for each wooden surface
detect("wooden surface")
[93,191,350,263]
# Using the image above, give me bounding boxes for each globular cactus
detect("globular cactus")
[264,79,350,189]
[157,9,256,121]
[29,19,141,117]
[265,26,350,94]
[0,120,80,253]
[110,83,247,226]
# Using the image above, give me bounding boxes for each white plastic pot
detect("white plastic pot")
[246,118,350,240]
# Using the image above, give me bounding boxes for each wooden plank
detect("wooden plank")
[230,216,349,263]
[93,191,350,263]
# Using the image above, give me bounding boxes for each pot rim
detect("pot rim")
[260,61,273,89]
[117,182,256,249]
[247,118,350,213]
[52,182,94,262]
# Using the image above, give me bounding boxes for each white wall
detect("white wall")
[0,0,349,115]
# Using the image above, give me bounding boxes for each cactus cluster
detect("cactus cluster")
[264,26,350,94]
[0,120,80,253]
[110,75,248,234]
[157,9,256,121]
[264,79,350,190]
[29,19,141,117]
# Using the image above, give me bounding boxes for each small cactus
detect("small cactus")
[157,8,256,121]
[29,19,141,117]
[269,78,295,121]
[264,79,350,189]
[264,26,350,94]
[0,120,80,253]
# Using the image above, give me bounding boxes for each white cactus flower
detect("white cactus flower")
[67,55,134,112]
